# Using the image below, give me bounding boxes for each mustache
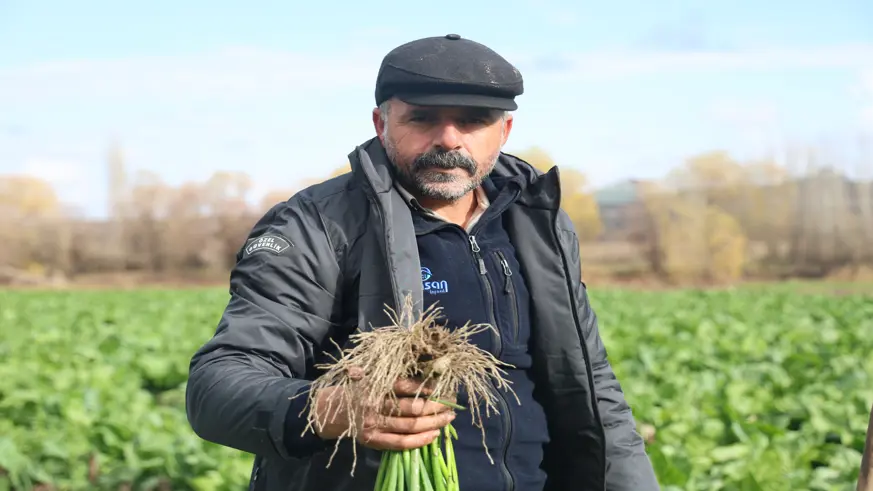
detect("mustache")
[411,150,476,175]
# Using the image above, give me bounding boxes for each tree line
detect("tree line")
[1,142,871,286]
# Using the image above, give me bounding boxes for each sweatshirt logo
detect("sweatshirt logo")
[421,267,449,294]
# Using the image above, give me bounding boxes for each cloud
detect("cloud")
[20,158,100,209]
[526,55,576,73]
[0,124,26,137]
[4,42,873,107]
[709,100,780,128]
[0,46,383,104]
[516,0,579,26]
[22,159,79,181]
[636,11,732,52]
[516,43,873,80]
[706,99,786,156]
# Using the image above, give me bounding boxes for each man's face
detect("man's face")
[373,99,513,202]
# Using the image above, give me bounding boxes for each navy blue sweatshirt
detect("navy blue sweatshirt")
[408,175,550,491]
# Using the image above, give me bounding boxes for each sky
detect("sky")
[1,0,872,218]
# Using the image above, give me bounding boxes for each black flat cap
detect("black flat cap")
[375,34,523,111]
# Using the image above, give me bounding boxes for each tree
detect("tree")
[733,158,795,263]
[0,175,69,277]
[670,153,797,270]
[106,142,130,271]
[201,171,257,269]
[163,181,214,271]
[126,171,172,271]
[296,162,353,189]
[639,181,748,283]
[0,175,61,217]
[651,151,807,280]
[664,151,747,192]
[259,190,295,213]
[512,147,603,240]
[328,163,352,178]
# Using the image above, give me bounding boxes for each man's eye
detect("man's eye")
[461,118,487,125]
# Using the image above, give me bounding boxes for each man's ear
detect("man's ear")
[501,113,514,146]
[372,108,385,143]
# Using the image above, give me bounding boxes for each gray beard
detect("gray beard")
[384,137,496,202]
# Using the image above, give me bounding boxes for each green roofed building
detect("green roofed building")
[594,179,651,241]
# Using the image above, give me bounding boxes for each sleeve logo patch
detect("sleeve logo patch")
[245,234,292,255]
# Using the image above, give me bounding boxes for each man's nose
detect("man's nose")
[432,122,463,150]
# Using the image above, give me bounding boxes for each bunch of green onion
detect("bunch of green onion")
[373,423,459,491]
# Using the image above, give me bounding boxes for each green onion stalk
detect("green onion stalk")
[374,398,463,491]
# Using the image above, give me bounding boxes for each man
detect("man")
[860,404,873,491]
[186,34,659,491]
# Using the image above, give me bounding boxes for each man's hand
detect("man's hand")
[312,376,457,451]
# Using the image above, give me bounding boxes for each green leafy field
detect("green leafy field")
[0,286,871,490]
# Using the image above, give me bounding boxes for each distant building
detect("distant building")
[594,179,651,241]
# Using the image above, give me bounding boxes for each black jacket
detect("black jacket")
[185,137,660,491]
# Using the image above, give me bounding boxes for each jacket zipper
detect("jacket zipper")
[468,236,500,357]
[468,234,514,491]
[495,250,519,345]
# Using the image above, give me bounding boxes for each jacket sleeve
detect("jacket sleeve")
[561,216,660,490]
[185,196,346,462]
